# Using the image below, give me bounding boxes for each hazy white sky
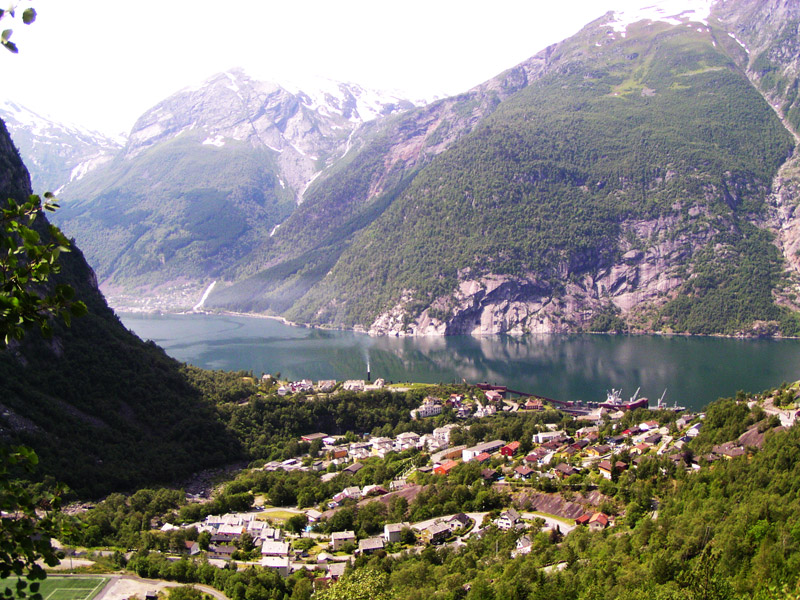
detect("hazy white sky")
[1,0,653,136]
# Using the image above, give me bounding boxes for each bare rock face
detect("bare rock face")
[762,153,800,312]
[368,213,719,336]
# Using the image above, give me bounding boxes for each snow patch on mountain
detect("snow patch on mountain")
[0,99,124,191]
[202,135,226,147]
[68,153,115,183]
[609,0,713,34]
[0,100,126,146]
[728,31,750,54]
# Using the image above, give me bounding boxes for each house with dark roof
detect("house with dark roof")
[495,508,521,530]
[446,513,471,531]
[514,465,534,480]
[481,468,499,483]
[598,460,614,480]
[554,463,576,478]
[421,522,451,545]
[357,537,385,555]
[343,462,364,475]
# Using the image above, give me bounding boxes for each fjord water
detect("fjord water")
[120,312,800,412]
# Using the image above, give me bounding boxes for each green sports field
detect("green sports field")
[2,577,108,600]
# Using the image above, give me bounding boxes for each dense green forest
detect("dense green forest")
[0,243,241,496]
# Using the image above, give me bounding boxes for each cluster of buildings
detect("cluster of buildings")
[192,513,295,574]
[422,414,715,518]
[146,379,798,591]
[411,393,505,420]
[289,425,469,472]
[269,378,387,396]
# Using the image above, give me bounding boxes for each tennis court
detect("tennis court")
[3,577,108,600]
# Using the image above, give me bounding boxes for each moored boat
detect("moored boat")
[600,387,649,411]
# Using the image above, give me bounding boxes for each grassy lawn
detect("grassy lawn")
[528,511,576,526]
[257,509,301,522]
[387,382,434,391]
[3,577,108,600]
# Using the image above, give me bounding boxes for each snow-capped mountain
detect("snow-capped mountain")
[46,69,423,306]
[122,68,420,203]
[0,100,123,193]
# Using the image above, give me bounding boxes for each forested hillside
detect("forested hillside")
[0,116,249,497]
[274,16,795,336]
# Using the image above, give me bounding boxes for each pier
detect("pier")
[476,382,592,415]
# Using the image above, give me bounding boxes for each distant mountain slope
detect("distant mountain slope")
[207,58,549,314]
[210,2,800,337]
[51,70,419,307]
[0,100,122,193]
[0,117,243,498]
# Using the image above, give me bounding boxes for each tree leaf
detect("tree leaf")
[21,8,35,25]
[1,29,11,42]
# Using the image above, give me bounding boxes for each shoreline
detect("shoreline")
[113,306,800,341]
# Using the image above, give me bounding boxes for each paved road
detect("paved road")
[762,397,798,428]
[91,575,229,600]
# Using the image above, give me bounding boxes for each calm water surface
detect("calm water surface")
[119,312,800,412]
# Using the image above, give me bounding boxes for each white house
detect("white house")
[412,398,443,419]
[261,555,290,577]
[384,522,408,544]
[494,508,521,531]
[532,430,566,444]
[260,541,290,557]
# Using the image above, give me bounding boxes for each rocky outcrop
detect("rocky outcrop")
[511,490,612,520]
[368,213,719,336]
[713,2,800,314]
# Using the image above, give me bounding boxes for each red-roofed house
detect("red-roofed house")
[588,512,609,531]
[474,452,491,464]
[434,460,459,475]
[500,441,520,457]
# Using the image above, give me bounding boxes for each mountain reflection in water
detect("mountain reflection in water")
[120,313,800,412]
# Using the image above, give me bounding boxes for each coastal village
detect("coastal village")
[133,376,800,587]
